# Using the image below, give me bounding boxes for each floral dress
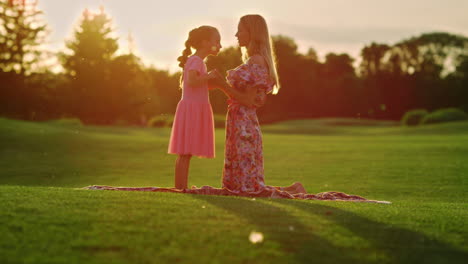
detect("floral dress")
[222,62,274,193]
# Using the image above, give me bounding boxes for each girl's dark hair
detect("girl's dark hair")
[177,25,218,68]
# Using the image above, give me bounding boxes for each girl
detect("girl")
[168,25,222,189]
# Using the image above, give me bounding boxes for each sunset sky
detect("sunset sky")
[38,0,468,71]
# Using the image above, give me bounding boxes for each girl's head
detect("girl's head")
[236,14,280,94]
[177,26,221,68]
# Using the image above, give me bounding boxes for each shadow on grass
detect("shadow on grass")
[275,200,467,264]
[193,195,367,263]
[193,195,467,264]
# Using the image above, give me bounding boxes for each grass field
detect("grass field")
[0,117,467,264]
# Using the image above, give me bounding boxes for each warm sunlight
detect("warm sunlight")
[1,1,467,263]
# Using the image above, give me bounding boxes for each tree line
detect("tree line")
[1,0,467,125]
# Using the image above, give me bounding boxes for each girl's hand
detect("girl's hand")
[213,69,224,79]
[209,70,227,87]
[210,69,225,83]
[206,70,224,90]
[207,70,219,80]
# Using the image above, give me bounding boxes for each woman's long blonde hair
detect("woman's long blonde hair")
[240,14,280,94]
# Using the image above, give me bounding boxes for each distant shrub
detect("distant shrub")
[147,115,173,127]
[114,119,130,126]
[401,109,429,126]
[420,108,468,125]
[147,114,226,128]
[49,118,83,127]
[461,104,468,114]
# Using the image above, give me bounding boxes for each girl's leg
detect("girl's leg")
[175,154,192,189]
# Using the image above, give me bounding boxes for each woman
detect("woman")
[215,14,306,194]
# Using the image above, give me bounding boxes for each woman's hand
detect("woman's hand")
[243,85,263,108]
[209,70,263,108]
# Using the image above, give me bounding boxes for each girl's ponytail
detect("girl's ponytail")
[177,39,193,69]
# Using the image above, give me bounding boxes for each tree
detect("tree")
[358,43,391,118]
[320,53,359,117]
[359,43,390,77]
[0,0,48,119]
[108,53,157,125]
[445,54,468,112]
[60,7,118,123]
[375,32,468,117]
[146,68,180,116]
[0,0,48,75]
[265,35,320,120]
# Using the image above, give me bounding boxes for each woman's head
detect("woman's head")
[177,26,221,68]
[236,15,269,49]
[236,15,280,94]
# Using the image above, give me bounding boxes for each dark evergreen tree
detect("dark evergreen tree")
[60,7,118,123]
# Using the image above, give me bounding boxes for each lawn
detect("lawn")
[0,117,467,264]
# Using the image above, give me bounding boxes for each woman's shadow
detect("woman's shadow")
[193,195,467,264]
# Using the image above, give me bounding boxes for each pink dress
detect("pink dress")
[222,62,274,192]
[168,55,215,158]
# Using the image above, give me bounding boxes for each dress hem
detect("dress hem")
[167,151,215,159]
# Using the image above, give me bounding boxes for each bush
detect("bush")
[147,114,226,128]
[420,108,468,125]
[114,119,130,126]
[49,118,83,127]
[401,109,429,126]
[147,115,174,127]
[461,104,468,114]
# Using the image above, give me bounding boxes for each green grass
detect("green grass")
[0,117,467,264]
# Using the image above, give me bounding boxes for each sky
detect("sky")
[37,0,468,72]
